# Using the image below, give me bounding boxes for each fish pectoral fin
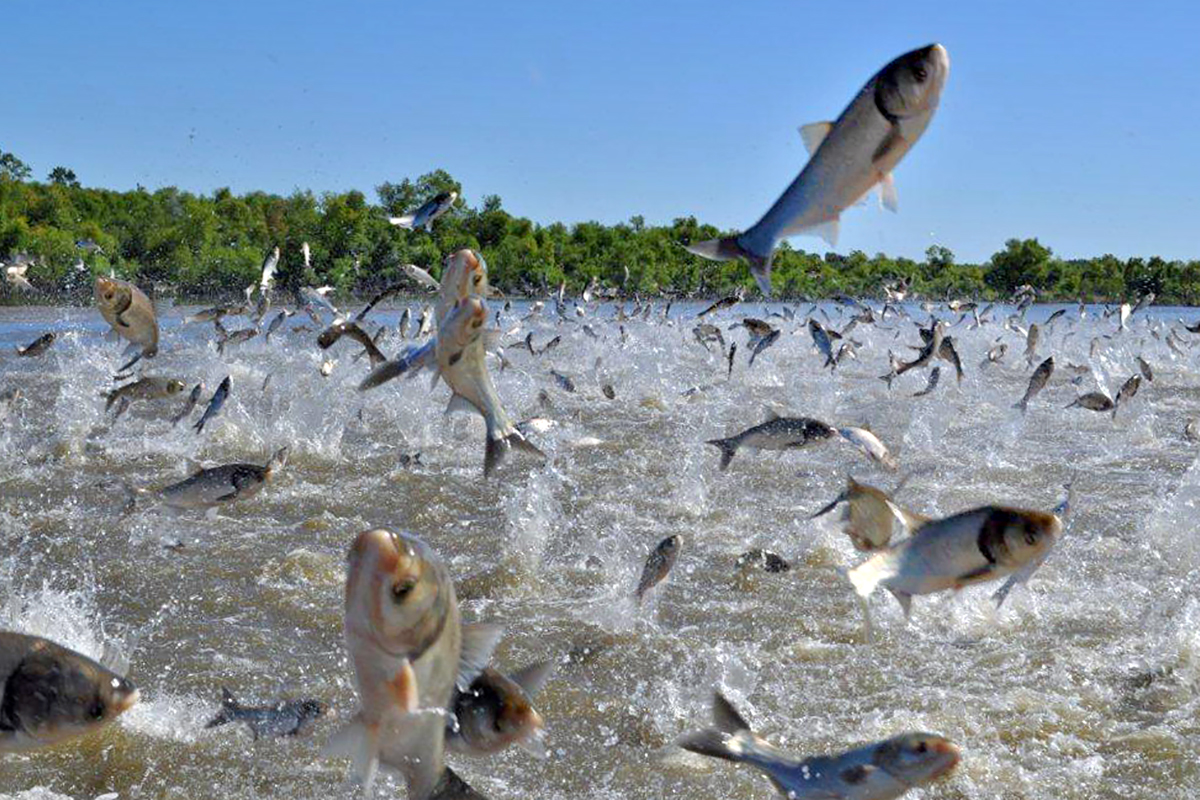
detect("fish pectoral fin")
[798,121,834,155]
[458,622,505,689]
[386,660,418,714]
[509,660,556,697]
[445,393,479,417]
[887,588,914,618]
[321,713,381,798]
[954,565,997,587]
[878,172,898,212]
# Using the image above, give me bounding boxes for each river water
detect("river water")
[0,299,1197,799]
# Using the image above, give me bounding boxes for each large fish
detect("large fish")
[94,276,160,360]
[706,412,835,471]
[678,691,959,799]
[685,44,949,294]
[0,632,139,752]
[324,529,500,799]
[158,447,288,510]
[205,688,328,740]
[847,505,1061,617]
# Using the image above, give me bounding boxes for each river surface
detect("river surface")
[0,299,1198,800]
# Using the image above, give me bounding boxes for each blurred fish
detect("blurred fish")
[895,321,943,376]
[693,323,725,354]
[601,383,616,400]
[635,535,682,603]
[215,320,258,355]
[981,342,1007,367]
[264,309,293,342]
[318,321,387,367]
[837,426,899,471]
[1065,391,1113,412]
[1024,323,1040,364]
[808,319,834,368]
[550,370,575,393]
[1014,357,1054,413]
[847,505,1062,617]
[418,306,434,338]
[1112,374,1141,418]
[747,329,780,366]
[320,359,336,377]
[685,44,950,294]
[160,447,288,510]
[194,376,231,434]
[727,342,737,377]
[912,366,940,397]
[1136,356,1153,383]
[678,692,959,799]
[736,549,791,573]
[389,191,458,232]
[170,382,205,427]
[402,264,441,291]
[447,661,554,757]
[0,387,21,423]
[323,529,500,800]
[698,296,738,317]
[811,476,926,552]
[1186,419,1200,443]
[206,688,328,740]
[398,307,412,339]
[16,332,55,357]
[0,632,139,752]
[936,336,963,384]
[707,412,835,471]
[259,246,280,294]
[105,376,186,414]
[94,276,159,362]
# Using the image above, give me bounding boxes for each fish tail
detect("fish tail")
[205,688,240,728]
[676,728,746,763]
[322,713,381,798]
[878,370,896,389]
[705,437,738,471]
[388,214,415,230]
[483,425,546,478]
[683,237,773,296]
[1013,398,1028,413]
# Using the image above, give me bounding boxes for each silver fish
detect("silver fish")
[171,382,205,427]
[447,661,554,758]
[684,45,949,294]
[706,412,835,471]
[936,336,963,383]
[747,329,781,366]
[16,332,55,357]
[1014,357,1054,413]
[1065,391,1114,412]
[399,307,412,339]
[0,632,139,752]
[194,376,231,434]
[912,366,940,397]
[811,476,926,552]
[105,376,186,416]
[678,692,959,799]
[808,319,834,368]
[389,191,458,232]
[550,370,576,393]
[837,427,899,471]
[95,276,159,358]
[159,447,288,510]
[635,535,682,603]
[1136,356,1153,383]
[1112,374,1141,418]
[1024,323,1040,364]
[205,688,327,740]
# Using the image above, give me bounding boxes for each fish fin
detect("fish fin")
[322,712,381,798]
[213,491,239,502]
[516,731,549,759]
[386,659,418,713]
[711,692,751,734]
[100,641,131,677]
[458,623,505,689]
[705,438,738,471]
[878,173,898,213]
[509,660,556,698]
[955,565,996,586]
[780,216,839,248]
[429,766,490,800]
[683,238,773,297]
[676,728,740,762]
[887,588,914,617]
[846,554,896,599]
[809,491,848,520]
[798,121,834,155]
[872,126,907,168]
[388,214,415,229]
[445,393,479,417]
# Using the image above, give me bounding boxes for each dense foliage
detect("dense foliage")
[1,148,1195,304]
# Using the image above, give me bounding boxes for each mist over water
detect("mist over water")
[1,300,1198,799]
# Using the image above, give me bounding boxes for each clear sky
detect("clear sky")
[3,1,1197,263]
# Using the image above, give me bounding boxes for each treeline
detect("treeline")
[1,149,1197,304]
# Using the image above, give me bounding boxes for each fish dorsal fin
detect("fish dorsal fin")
[458,622,504,689]
[509,660,556,698]
[711,691,750,733]
[101,642,131,678]
[798,121,834,155]
[762,406,782,422]
[878,173,898,213]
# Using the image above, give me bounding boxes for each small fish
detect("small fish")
[707,411,835,471]
[264,309,293,342]
[747,329,780,366]
[417,306,434,337]
[1136,356,1153,383]
[320,359,336,377]
[318,321,387,367]
[539,335,562,355]
[912,366,940,397]
[160,447,288,510]
[635,535,682,603]
[847,505,1062,617]
[698,296,739,317]
[550,370,575,393]
[206,688,328,740]
[879,350,904,389]
[105,376,187,414]
[1186,419,1200,443]
[685,44,950,294]
[837,427,899,471]
[171,382,205,427]
[1112,374,1141,418]
[735,549,791,573]
[389,191,458,232]
[1024,323,1040,364]
[693,323,725,354]
[601,384,616,400]
[215,320,258,355]
[936,336,963,383]
[16,332,55,357]
[727,341,737,377]
[447,661,554,758]
[1044,308,1067,327]
[1065,391,1113,412]
[896,321,943,376]
[808,319,834,368]
[1118,302,1131,331]
[398,307,412,338]
[259,246,280,294]
[981,342,1007,367]
[678,692,959,799]
[811,476,925,552]
[1014,357,1054,413]
[194,376,231,434]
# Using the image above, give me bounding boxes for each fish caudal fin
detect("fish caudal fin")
[684,237,773,296]
[676,728,744,762]
[706,437,738,471]
[322,712,382,798]
[204,688,241,728]
[482,429,547,478]
[388,214,416,230]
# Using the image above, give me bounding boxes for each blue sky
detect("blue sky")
[3,1,1197,262]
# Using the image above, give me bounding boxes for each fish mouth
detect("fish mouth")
[929,740,961,778]
[114,688,141,715]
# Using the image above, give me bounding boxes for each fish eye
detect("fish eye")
[391,578,417,602]
[916,741,928,754]
[913,66,928,81]
[88,700,106,720]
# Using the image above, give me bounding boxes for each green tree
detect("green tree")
[48,167,80,187]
